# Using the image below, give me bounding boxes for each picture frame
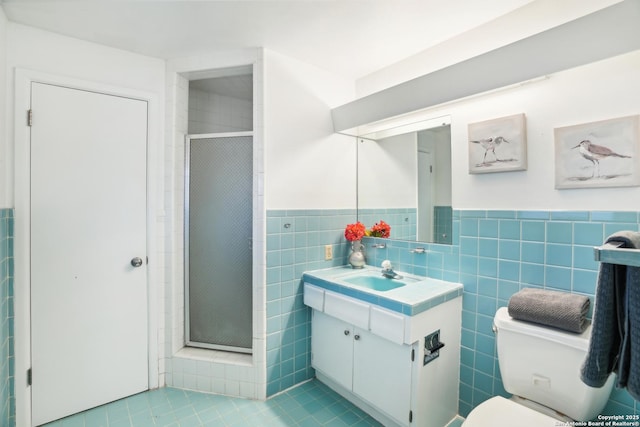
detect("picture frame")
[554,115,640,189]
[468,113,527,174]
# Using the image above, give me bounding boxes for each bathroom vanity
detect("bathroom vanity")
[303,266,463,427]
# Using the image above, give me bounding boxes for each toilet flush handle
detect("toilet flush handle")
[532,374,551,388]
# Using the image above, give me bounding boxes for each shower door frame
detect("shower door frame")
[184,131,254,354]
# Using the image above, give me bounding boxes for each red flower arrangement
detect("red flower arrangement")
[344,222,366,242]
[345,220,391,241]
[368,220,391,238]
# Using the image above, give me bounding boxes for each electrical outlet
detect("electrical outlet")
[324,245,333,260]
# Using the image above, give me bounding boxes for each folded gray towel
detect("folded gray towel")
[508,288,590,333]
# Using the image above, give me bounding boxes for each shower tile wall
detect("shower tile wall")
[164,57,266,400]
[265,209,355,396]
[0,209,14,427]
[188,87,252,134]
[363,209,639,418]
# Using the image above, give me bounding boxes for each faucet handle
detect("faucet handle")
[381,260,392,270]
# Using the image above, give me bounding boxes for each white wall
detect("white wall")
[398,50,640,211]
[358,133,416,209]
[0,7,8,208]
[350,49,640,212]
[263,49,356,210]
[6,23,166,205]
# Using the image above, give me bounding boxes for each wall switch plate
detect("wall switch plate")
[324,245,333,260]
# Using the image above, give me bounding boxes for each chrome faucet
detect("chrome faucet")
[381,260,402,279]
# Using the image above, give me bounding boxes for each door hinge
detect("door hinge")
[409,410,413,423]
[430,165,433,173]
[27,109,33,127]
[27,368,32,386]
[411,349,415,361]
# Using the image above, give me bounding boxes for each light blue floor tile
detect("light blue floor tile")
[446,416,465,427]
[43,379,386,426]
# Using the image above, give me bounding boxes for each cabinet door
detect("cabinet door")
[353,329,413,425]
[311,311,353,390]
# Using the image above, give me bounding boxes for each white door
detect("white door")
[30,82,149,426]
[417,150,434,242]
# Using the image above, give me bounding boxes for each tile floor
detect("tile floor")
[43,380,385,427]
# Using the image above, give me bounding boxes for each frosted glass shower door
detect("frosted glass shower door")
[186,134,253,352]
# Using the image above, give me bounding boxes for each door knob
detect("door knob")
[131,257,143,267]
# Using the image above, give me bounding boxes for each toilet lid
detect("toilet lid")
[463,396,559,427]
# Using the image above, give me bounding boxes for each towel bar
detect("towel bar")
[593,243,640,267]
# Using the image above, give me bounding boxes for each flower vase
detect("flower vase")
[348,240,365,269]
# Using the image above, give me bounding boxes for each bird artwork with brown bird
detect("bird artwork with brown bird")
[572,139,631,178]
[470,136,509,164]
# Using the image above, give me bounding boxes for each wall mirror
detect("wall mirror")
[355,115,452,244]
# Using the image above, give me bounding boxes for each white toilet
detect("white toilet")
[463,307,615,426]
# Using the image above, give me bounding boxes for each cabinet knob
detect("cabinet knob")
[344,330,350,336]
[354,334,361,340]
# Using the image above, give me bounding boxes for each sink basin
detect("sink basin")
[304,266,464,316]
[337,270,422,292]
[342,275,407,291]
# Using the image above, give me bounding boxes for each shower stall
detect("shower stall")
[185,133,253,353]
[184,70,254,353]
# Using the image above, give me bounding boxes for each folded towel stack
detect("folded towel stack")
[508,288,590,333]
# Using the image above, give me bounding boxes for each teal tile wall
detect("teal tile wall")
[357,208,416,241]
[434,206,453,245]
[14,206,631,416]
[266,209,356,396]
[268,208,640,417]
[363,209,639,418]
[3,206,633,421]
[362,236,459,282]
[455,210,640,417]
[0,209,14,427]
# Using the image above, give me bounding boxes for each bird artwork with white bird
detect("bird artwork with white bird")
[470,136,510,165]
[554,115,639,189]
[572,139,631,178]
[468,113,527,173]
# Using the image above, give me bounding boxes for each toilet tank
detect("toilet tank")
[494,307,614,421]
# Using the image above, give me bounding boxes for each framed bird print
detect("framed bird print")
[468,113,527,174]
[554,115,640,189]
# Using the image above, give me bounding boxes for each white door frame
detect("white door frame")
[13,68,161,427]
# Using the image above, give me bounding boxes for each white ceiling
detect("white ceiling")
[0,0,534,80]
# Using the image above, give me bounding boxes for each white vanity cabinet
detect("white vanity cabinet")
[312,310,413,425]
[305,280,462,427]
[311,311,353,391]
